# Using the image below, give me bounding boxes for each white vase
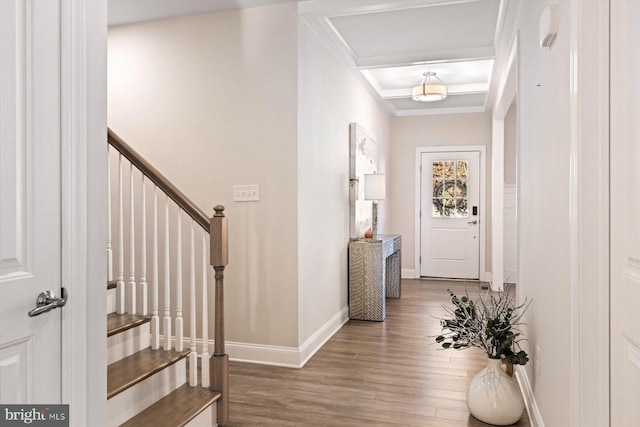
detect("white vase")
[467,358,524,425]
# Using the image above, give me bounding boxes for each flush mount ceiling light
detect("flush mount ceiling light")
[412,71,447,102]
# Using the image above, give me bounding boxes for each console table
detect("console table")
[348,234,402,321]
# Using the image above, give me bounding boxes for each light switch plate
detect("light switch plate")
[233,184,260,202]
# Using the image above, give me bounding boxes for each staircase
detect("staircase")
[106,129,229,426]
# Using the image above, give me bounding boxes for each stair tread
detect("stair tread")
[119,383,221,427]
[107,280,117,289]
[107,313,151,337]
[107,348,189,399]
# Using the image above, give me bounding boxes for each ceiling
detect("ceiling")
[108,0,303,26]
[109,0,506,116]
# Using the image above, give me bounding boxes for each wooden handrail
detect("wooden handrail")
[107,128,210,231]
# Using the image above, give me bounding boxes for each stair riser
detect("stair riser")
[106,358,186,427]
[107,323,151,365]
[185,403,217,427]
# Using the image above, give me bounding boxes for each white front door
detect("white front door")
[0,0,63,403]
[611,1,640,425]
[420,151,480,279]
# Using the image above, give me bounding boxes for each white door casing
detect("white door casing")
[0,0,62,403]
[59,1,108,424]
[419,150,481,279]
[503,185,517,283]
[611,1,640,425]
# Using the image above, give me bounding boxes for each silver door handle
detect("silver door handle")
[28,288,67,317]
[467,220,478,225]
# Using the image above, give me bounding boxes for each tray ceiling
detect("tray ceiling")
[301,0,504,116]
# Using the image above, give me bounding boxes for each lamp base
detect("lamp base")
[372,201,379,240]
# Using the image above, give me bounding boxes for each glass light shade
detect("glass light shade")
[412,83,447,102]
[412,71,448,102]
[364,174,386,200]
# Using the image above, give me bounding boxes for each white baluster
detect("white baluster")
[139,175,148,316]
[107,148,113,282]
[189,221,197,386]
[201,231,210,388]
[128,163,137,315]
[175,213,184,352]
[116,154,125,314]
[163,197,172,351]
[151,185,160,350]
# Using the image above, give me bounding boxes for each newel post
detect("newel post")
[209,205,229,426]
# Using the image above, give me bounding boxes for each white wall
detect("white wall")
[504,101,517,185]
[509,1,572,424]
[108,3,300,347]
[504,185,517,283]
[388,113,492,276]
[297,20,390,345]
[503,101,517,282]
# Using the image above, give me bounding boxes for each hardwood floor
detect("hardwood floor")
[227,279,531,426]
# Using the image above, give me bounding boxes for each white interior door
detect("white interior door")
[0,0,62,404]
[420,151,480,279]
[611,1,640,425]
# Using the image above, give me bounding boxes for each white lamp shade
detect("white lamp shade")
[364,174,386,200]
[412,83,447,102]
[412,72,448,102]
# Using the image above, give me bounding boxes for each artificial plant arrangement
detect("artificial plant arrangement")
[435,286,530,366]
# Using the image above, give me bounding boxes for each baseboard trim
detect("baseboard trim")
[298,305,349,367]
[401,268,415,279]
[227,341,302,368]
[515,365,545,427]
[159,306,349,369]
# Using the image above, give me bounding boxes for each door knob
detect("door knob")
[467,220,478,225]
[28,288,67,317]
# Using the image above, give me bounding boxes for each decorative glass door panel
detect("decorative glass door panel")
[432,160,468,217]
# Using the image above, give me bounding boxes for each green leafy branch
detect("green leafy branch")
[435,286,531,365]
